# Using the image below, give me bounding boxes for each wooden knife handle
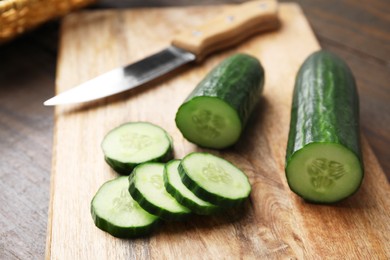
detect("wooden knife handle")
[172,0,279,61]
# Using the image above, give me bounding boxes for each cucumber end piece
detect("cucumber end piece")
[286,143,363,203]
[175,97,242,149]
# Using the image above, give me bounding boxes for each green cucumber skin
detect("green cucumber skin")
[105,148,173,175]
[90,205,160,238]
[128,167,190,221]
[286,50,363,202]
[163,177,219,215]
[90,177,160,238]
[177,161,246,208]
[184,53,264,125]
[177,53,264,130]
[163,160,220,215]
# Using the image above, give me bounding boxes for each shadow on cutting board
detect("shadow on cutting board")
[156,199,253,236]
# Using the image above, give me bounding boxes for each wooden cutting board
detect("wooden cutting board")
[46,3,390,259]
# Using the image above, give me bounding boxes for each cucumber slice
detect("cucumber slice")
[91,176,159,238]
[179,152,251,207]
[175,54,264,149]
[129,163,191,220]
[164,160,220,215]
[286,50,364,203]
[101,122,173,175]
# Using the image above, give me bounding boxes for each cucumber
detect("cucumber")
[91,176,159,238]
[101,122,173,175]
[175,53,264,149]
[163,160,220,215]
[128,162,191,220]
[285,50,364,203]
[178,152,251,207]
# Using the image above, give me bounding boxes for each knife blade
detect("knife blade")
[44,0,279,106]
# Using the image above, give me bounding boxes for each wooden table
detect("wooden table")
[0,0,388,259]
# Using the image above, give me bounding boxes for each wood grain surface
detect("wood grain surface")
[0,23,57,259]
[1,1,389,259]
[45,3,390,259]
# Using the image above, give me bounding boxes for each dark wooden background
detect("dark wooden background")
[0,0,389,259]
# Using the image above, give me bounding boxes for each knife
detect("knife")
[44,0,279,106]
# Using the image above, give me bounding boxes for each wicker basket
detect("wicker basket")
[0,0,96,43]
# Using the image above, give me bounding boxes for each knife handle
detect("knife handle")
[172,0,279,61]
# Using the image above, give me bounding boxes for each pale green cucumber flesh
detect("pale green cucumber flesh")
[164,160,220,215]
[128,163,191,220]
[101,122,173,174]
[175,53,264,149]
[179,152,251,207]
[91,176,159,238]
[175,97,241,149]
[286,143,363,203]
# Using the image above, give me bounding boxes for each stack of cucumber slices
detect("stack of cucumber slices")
[91,122,251,238]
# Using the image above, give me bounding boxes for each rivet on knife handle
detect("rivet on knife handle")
[172,0,279,61]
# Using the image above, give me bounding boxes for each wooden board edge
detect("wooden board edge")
[45,16,70,260]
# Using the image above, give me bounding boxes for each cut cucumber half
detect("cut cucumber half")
[179,152,251,207]
[286,143,362,203]
[129,163,191,220]
[101,122,173,175]
[91,176,159,238]
[164,160,220,215]
[175,54,264,149]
